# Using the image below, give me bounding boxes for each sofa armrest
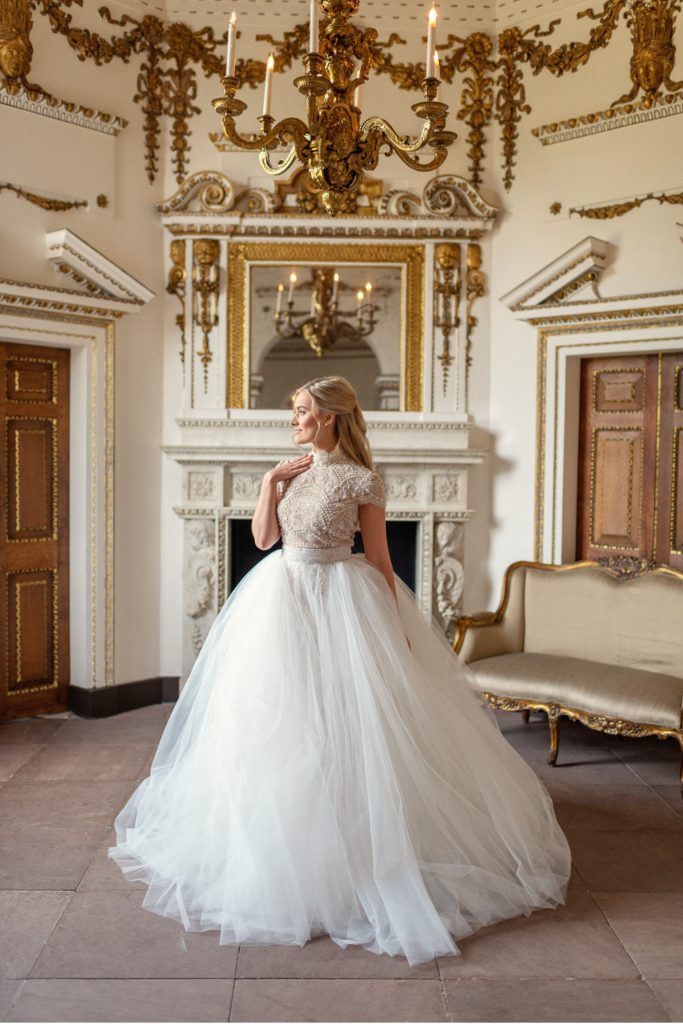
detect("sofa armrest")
[454,615,518,662]
[453,562,527,663]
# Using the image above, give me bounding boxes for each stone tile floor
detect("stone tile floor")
[0,703,681,1023]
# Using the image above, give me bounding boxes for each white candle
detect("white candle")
[332,272,339,302]
[226,11,237,77]
[353,83,362,109]
[288,272,297,302]
[276,282,284,315]
[262,53,274,117]
[434,49,440,98]
[309,0,319,53]
[426,5,437,78]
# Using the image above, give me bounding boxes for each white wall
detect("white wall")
[3,1,681,679]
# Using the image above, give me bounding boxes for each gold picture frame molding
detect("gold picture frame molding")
[227,242,425,411]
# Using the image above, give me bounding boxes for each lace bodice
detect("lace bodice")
[276,445,386,550]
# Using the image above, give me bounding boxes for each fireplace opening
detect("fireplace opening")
[230,519,418,593]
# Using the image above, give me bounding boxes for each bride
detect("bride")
[108,375,570,966]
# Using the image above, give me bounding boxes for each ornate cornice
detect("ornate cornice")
[46,230,155,305]
[0,80,128,135]
[500,236,613,311]
[532,92,683,145]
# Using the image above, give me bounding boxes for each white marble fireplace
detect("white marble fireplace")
[158,170,496,680]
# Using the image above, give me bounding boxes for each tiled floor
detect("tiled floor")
[0,704,681,1023]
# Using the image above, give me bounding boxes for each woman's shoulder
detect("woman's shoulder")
[346,462,386,507]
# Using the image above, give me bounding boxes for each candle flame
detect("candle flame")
[333,272,339,281]
[230,10,236,25]
[365,281,372,291]
[428,4,437,25]
[357,290,364,301]
[290,272,297,283]
[266,53,275,72]
[278,283,284,291]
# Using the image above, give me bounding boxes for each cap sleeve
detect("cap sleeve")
[357,469,386,509]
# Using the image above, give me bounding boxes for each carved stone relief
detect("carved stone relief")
[184,518,216,662]
[433,520,465,639]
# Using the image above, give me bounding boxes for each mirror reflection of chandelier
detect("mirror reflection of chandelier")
[274,268,377,358]
[212,1,456,216]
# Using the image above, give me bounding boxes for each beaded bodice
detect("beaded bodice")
[276,446,386,550]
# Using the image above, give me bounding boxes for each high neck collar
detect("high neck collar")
[311,443,345,466]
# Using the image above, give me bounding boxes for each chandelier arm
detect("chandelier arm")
[219,115,309,157]
[360,115,434,155]
[259,145,299,176]
[389,145,450,173]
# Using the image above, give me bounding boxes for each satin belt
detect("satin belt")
[282,545,352,564]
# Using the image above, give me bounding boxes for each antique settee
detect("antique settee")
[453,560,683,790]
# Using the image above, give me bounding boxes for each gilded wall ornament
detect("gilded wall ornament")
[191,239,220,393]
[0,0,34,90]
[569,186,683,219]
[615,0,683,106]
[433,243,461,394]
[0,180,86,211]
[465,243,485,400]
[167,239,187,371]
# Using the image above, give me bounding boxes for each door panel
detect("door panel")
[576,352,682,570]
[0,343,70,720]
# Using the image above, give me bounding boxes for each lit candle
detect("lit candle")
[262,53,274,117]
[332,272,339,302]
[357,289,364,306]
[365,280,372,296]
[288,272,297,302]
[426,4,437,79]
[309,0,319,54]
[226,11,237,77]
[434,49,440,98]
[276,282,284,315]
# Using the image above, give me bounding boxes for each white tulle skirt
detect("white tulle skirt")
[108,546,571,966]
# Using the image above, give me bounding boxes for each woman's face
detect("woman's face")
[290,390,323,446]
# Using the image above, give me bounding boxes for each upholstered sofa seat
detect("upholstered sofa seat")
[470,652,683,731]
[453,561,683,789]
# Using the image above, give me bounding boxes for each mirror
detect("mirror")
[226,243,425,412]
[249,264,402,410]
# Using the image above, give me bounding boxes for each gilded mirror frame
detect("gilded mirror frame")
[227,242,425,411]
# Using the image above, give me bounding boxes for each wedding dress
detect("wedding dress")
[108,445,571,966]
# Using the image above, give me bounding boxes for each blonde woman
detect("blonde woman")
[109,376,570,966]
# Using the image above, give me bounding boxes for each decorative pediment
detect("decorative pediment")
[157,170,498,239]
[46,229,155,307]
[501,237,613,311]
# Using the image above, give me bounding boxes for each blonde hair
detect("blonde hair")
[294,376,374,470]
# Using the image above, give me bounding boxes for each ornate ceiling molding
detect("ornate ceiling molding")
[532,92,683,145]
[46,229,155,306]
[500,236,614,312]
[0,80,128,134]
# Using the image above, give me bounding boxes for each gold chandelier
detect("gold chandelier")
[274,268,378,358]
[212,0,456,216]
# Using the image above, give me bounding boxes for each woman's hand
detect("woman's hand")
[265,453,313,487]
[252,453,313,550]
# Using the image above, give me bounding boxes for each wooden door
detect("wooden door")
[0,343,70,720]
[576,352,683,570]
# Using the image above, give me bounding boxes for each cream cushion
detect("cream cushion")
[470,652,683,730]
[523,569,683,678]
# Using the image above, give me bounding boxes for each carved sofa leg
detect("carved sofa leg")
[521,709,530,724]
[547,706,561,766]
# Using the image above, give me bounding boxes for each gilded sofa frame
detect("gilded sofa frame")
[452,559,683,790]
